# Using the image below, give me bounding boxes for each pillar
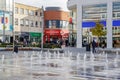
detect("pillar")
[76,4,82,48]
[107,0,113,48]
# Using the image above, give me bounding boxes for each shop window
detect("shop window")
[115,27,117,30]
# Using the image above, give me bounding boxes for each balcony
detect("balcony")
[67,0,77,10]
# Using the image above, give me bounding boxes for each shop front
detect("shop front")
[29,32,41,43]
[44,29,69,43]
[19,32,29,42]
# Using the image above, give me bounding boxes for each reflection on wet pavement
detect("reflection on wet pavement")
[0,51,119,80]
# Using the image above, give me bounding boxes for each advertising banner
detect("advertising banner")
[0,11,12,31]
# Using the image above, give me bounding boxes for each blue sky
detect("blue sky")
[15,0,68,11]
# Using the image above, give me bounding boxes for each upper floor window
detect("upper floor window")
[25,19,29,26]
[20,19,24,26]
[29,10,34,16]
[35,21,38,27]
[25,9,29,15]
[101,14,106,19]
[15,18,18,25]
[40,21,42,28]
[15,7,18,14]
[40,12,42,16]
[35,11,38,16]
[117,13,120,17]
[113,13,116,18]
[30,20,34,27]
[20,8,24,14]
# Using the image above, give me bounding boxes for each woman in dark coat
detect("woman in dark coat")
[92,40,96,53]
[14,45,18,53]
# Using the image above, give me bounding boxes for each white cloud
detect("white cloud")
[15,0,69,11]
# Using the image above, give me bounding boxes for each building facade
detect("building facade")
[67,0,120,48]
[15,3,43,44]
[44,7,70,43]
[0,0,13,43]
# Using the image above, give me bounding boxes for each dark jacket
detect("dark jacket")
[92,40,96,48]
[14,46,18,53]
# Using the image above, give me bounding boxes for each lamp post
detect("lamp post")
[12,0,15,50]
[41,6,44,51]
[69,17,73,46]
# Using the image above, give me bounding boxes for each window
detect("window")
[60,21,63,28]
[15,18,18,25]
[35,11,38,16]
[101,14,106,18]
[24,9,29,15]
[49,20,52,28]
[117,13,120,17]
[30,20,34,27]
[40,12,42,16]
[25,19,29,26]
[29,10,34,16]
[20,19,24,26]
[35,21,38,27]
[20,8,24,14]
[52,20,56,26]
[15,7,18,14]
[113,13,116,17]
[40,21,42,28]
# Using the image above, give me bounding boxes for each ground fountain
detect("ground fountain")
[1,55,5,66]
[0,50,119,80]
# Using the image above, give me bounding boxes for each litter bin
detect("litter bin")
[86,44,91,51]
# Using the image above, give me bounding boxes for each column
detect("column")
[76,4,82,48]
[106,0,112,48]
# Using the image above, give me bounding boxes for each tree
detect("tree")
[91,21,106,47]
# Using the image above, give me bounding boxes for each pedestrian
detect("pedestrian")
[92,40,96,53]
[65,39,68,47]
[14,45,18,54]
[101,40,106,49]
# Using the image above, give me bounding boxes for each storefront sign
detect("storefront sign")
[44,29,60,35]
[30,32,41,37]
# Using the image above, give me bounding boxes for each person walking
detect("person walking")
[14,45,18,54]
[92,40,97,53]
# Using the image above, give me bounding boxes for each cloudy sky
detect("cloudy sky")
[15,0,68,11]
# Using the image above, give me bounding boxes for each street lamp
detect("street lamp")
[69,17,73,46]
[41,6,44,51]
[12,0,15,50]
